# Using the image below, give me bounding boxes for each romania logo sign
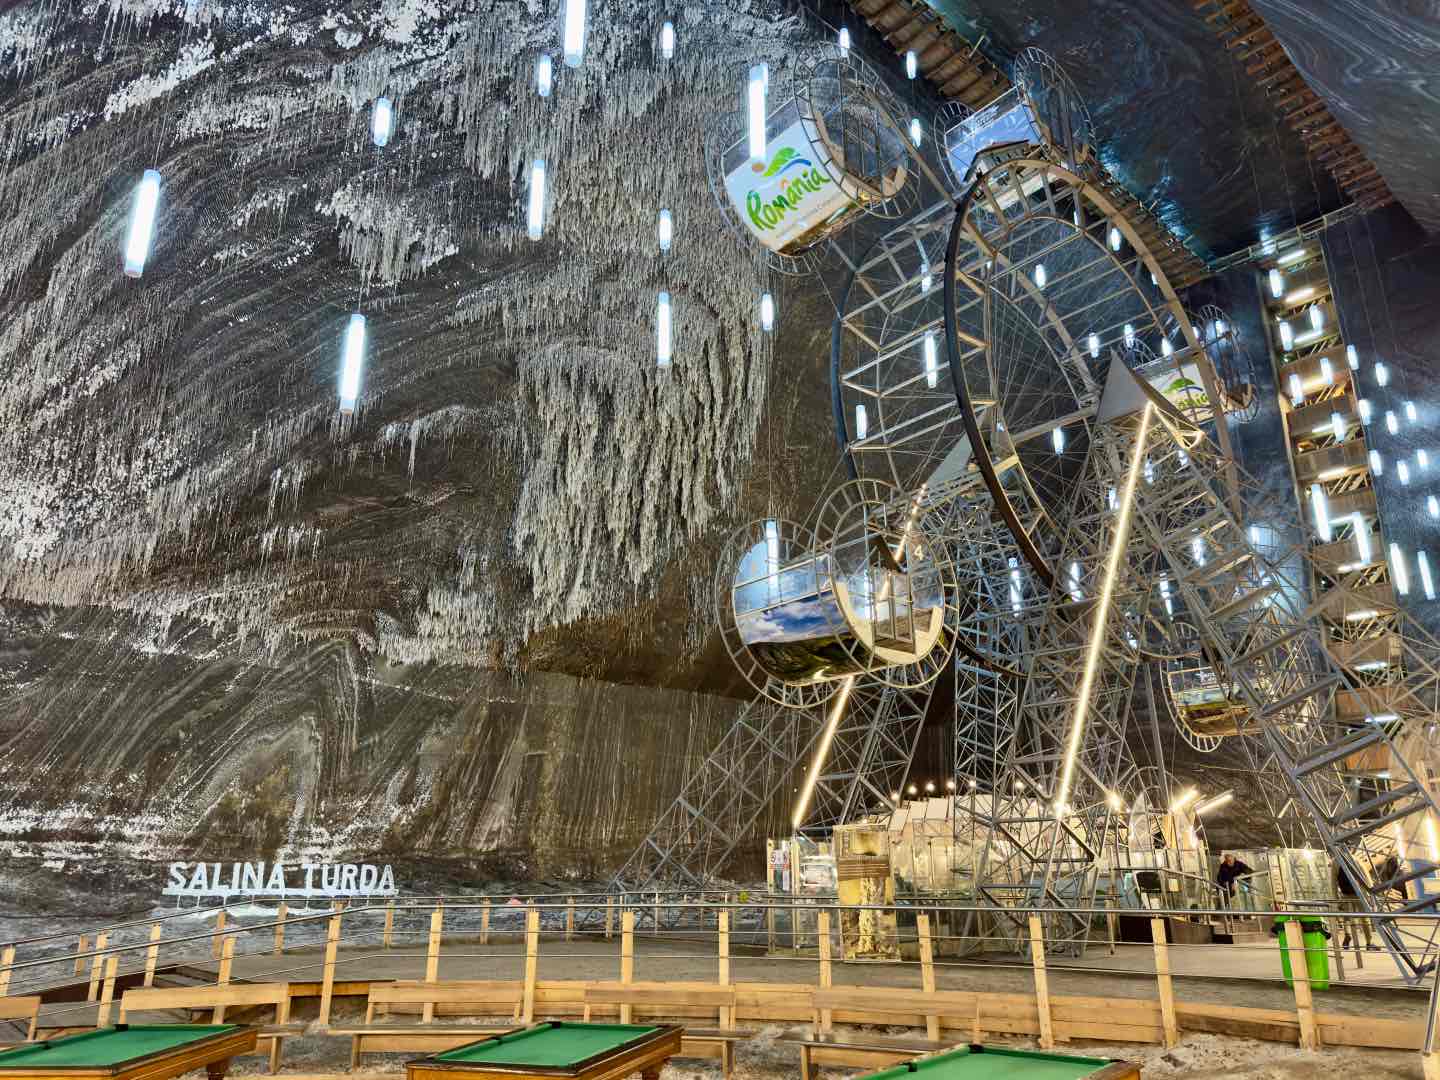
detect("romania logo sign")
[745,146,834,232]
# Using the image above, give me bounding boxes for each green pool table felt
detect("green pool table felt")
[865,1046,1119,1080]
[0,1026,240,1069]
[434,1024,662,1069]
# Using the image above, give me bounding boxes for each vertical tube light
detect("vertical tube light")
[660,21,675,58]
[123,169,161,278]
[1310,483,1332,541]
[1352,513,1371,564]
[791,676,855,829]
[536,55,553,97]
[371,97,393,146]
[338,313,366,415]
[1055,402,1153,817]
[1420,551,1436,601]
[657,208,672,252]
[747,63,768,164]
[656,291,672,368]
[1391,543,1410,595]
[924,332,938,389]
[526,159,546,240]
[562,0,587,67]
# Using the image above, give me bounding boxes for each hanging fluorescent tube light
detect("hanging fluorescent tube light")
[1143,457,1154,484]
[921,270,932,293]
[1268,268,1283,298]
[657,208,672,252]
[854,403,868,439]
[562,0,587,66]
[909,117,922,146]
[1213,318,1227,336]
[837,26,850,54]
[1391,543,1410,595]
[1376,361,1389,386]
[1347,344,1359,369]
[1320,356,1333,385]
[1406,400,1418,423]
[1052,424,1065,453]
[1109,226,1121,251]
[924,332,938,389]
[1359,398,1372,424]
[371,97,393,146]
[660,21,675,58]
[791,675,854,829]
[123,169,161,278]
[1430,496,1439,519]
[759,291,775,332]
[905,49,918,77]
[1033,263,1046,289]
[1068,561,1084,602]
[1286,286,1315,305]
[1278,247,1309,265]
[1310,483,1332,541]
[1009,559,1022,614]
[1159,576,1172,617]
[338,313,366,415]
[1309,305,1324,330]
[1191,535,1205,566]
[1278,320,1293,350]
[1420,449,1430,469]
[1088,333,1100,359]
[536,54,553,96]
[1162,337,1173,358]
[1288,372,1304,407]
[1195,791,1234,816]
[1123,323,1135,348]
[1386,410,1399,435]
[1353,512,1371,564]
[526,159,546,240]
[1399,460,1411,485]
[1250,524,1261,545]
[1331,412,1345,443]
[1170,787,1199,813]
[1369,449,1383,474]
[747,63,768,164]
[656,291,672,368]
[1420,551,1436,601]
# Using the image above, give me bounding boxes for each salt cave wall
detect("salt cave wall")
[0,606,749,879]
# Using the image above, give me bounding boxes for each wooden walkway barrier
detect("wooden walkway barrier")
[1150,918,1179,1048]
[144,923,162,987]
[214,937,236,1024]
[816,912,832,1035]
[212,911,227,960]
[422,909,443,1024]
[1282,920,1319,1050]
[522,910,540,1024]
[383,902,395,949]
[620,911,635,1023]
[1027,915,1055,1049]
[719,910,734,1030]
[74,936,88,977]
[96,957,119,1027]
[917,913,940,1042]
[481,901,491,946]
[319,913,342,1027]
[0,946,14,997]
[274,904,288,955]
[87,933,109,1002]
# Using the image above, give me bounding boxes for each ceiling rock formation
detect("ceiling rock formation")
[0,0,838,682]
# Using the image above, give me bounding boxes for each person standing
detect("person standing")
[1216,853,1253,906]
[1334,860,1374,950]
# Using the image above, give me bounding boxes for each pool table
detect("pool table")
[862,1045,1139,1080]
[405,1022,683,1080]
[0,1024,256,1080]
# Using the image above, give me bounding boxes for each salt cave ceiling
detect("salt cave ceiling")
[0,0,1429,692]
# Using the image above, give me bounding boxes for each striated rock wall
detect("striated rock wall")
[0,606,748,879]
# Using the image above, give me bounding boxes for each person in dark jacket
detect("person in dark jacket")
[1216,853,1253,904]
[1334,860,1374,949]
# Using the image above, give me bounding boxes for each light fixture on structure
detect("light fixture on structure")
[1407,400,1418,423]
[1288,373,1304,407]
[660,21,675,58]
[371,97,393,146]
[338,313,366,415]
[1387,410,1399,435]
[536,54,553,96]
[1399,460,1411,485]
[854,403,868,439]
[1034,263,1047,289]
[924,332,938,389]
[1420,551,1437,600]
[1088,333,1100,359]
[760,292,775,332]
[1278,320,1293,350]
[123,169,161,278]
[1353,513,1371,564]
[909,117,922,146]
[747,63,767,164]
[656,291,672,368]
[1331,412,1345,443]
[1391,544,1410,594]
[905,50,917,78]
[1195,791,1233,815]
[1431,496,1440,519]
[1268,268,1283,298]
[1370,449,1383,475]
[791,675,854,829]
[1109,226,1121,251]
[1310,483,1332,541]
[657,208,672,252]
[562,0,587,66]
[1376,361,1390,386]
[837,26,850,54]
[526,159,546,240]
[1052,425,1065,454]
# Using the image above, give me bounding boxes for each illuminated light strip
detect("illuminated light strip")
[791,674,856,829]
[1055,402,1153,817]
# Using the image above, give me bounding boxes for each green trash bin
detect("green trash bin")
[1271,915,1331,990]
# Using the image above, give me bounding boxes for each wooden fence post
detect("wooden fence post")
[1282,920,1319,1050]
[817,911,833,1035]
[1027,915,1055,1049]
[1150,918,1179,1048]
[87,933,109,1002]
[620,911,635,1023]
[481,900,491,946]
[566,898,575,942]
[719,909,733,1030]
[273,903,288,956]
[0,946,15,997]
[917,913,940,1042]
[1107,899,1118,956]
[422,908,444,1023]
[383,901,395,949]
[96,956,119,1027]
[522,909,540,1024]
[213,937,235,1024]
[212,910,227,960]
[318,913,341,1027]
[605,898,614,941]
[653,892,660,937]
[143,924,161,987]
[75,936,88,976]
